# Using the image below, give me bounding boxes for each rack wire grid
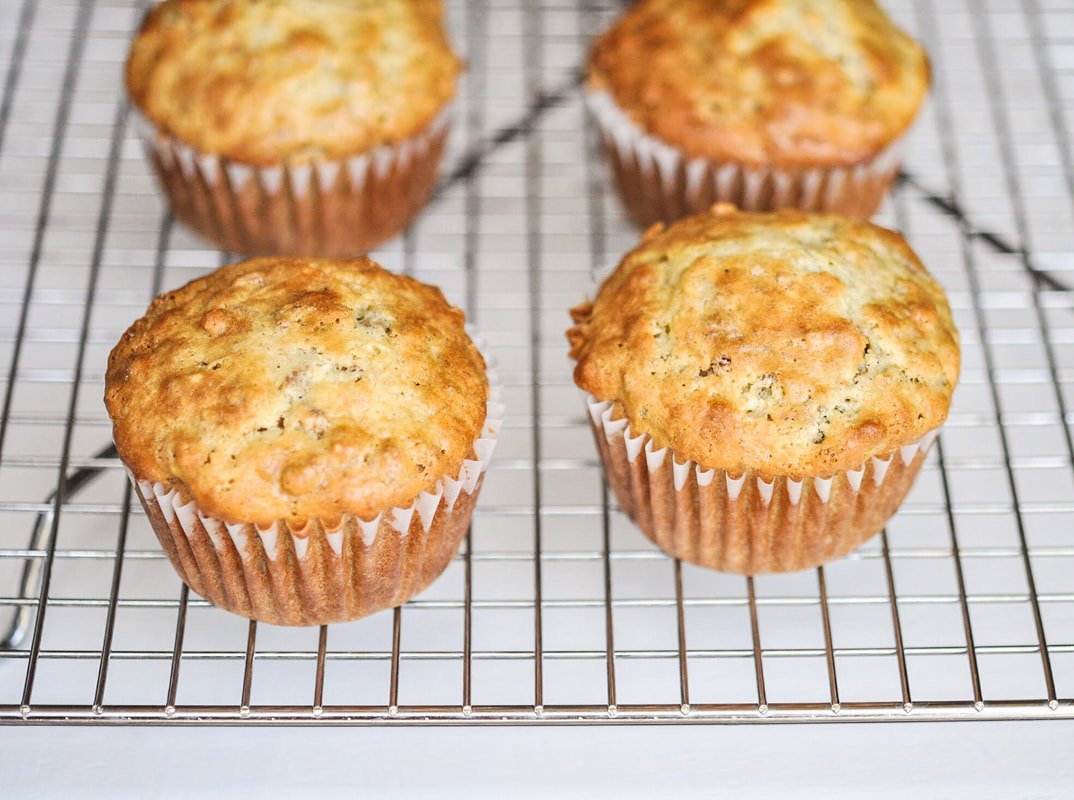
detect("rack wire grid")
[0,0,1073,727]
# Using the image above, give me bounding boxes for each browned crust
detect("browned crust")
[126,0,461,165]
[106,256,488,526]
[588,0,930,168]
[567,205,960,479]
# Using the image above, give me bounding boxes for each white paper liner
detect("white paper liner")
[585,89,906,226]
[131,105,452,257]
[129,333,502,626]
[585,393,940,574]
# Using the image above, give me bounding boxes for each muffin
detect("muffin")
[105,257,502,625]
[126,0,462,256]
[586,0,930,227]
[567,204,959,574]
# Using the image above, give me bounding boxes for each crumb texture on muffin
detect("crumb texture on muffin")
[106,257,488,526]
[568,205,960,479]
[126,0,462,164]
[588,0,929,167]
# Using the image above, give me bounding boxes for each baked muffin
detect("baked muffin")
[126,0,462,256]
[586,0,929,227]
[106,256,501,625]
[567,204,959,573]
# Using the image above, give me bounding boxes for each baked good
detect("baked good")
[126,0,462,256]
[106,256,501,625]
[567,204,959,573]
[586,0,930,226]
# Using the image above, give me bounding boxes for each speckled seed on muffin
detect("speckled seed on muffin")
[568,204,959,574]
[126,0,462,256]
[586,0,930,226]
[106,256,500,625]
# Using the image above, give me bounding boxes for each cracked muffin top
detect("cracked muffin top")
[125,0,462,165]
[587,0,929,168]
[106,256,488,526]
[567,204,959,479]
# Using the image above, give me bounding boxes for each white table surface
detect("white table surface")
[2,722,1069,798]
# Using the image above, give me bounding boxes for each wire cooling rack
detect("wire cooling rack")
[0,0,1072,726]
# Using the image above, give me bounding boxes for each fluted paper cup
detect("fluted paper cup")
[586,395,937,574]
[127,341,503,626]
[585,90,905,228]
[131,107,452,257]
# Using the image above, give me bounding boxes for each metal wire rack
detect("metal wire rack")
[0,0,1073,726]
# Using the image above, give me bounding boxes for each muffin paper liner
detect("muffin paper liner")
[585,90,906,227]
[128,335,503,626]
[130,107,451,257]
[585,394,938,574]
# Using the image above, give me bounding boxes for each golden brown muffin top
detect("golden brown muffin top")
[588,0,929,168]
[106,257,488,526]
[126,0,462,165]
[568,205,959,479]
